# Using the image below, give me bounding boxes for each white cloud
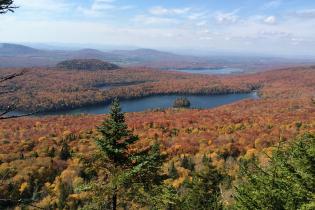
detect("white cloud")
[4,1,315,56]
[258,31,292,39]
[196,21,207,27]
[133,15,178,25]
[214,10,239,24]
[263,0,282,9]
[149,6,191,16]
[188,12,207,20]
[199,36,212,40]
[91,0,116,11]
[15,0,70,12]
[78,0,133,17]
[263,16,277,24]
[294,9,315,19]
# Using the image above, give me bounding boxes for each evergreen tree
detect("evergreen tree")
[46,147,56,158]
[95,98,138,209]
[127,143,176,209]
[59,140,71,161]
[168,161,179,179]
[130,143,167,188]
[96,98,138,166]
[181,155,195,171]
[234,133,315,210]
[93,98,171,209]
[179,157,224,210]
[56,180,72,210]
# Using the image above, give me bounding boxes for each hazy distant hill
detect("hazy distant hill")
[0,43,196,68]
[110,48,188,61]
[56,59,120,71]
[0,43,42,56]
[0,43,312,70]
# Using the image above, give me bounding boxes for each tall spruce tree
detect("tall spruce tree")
[168,161,179,179]
[94,98,170,209]
[234,133,315,210]
[96,98,138,210]
[97,98,138,166]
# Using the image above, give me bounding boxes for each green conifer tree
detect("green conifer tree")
[93,98,171,209]
[59,140,71,161]
[47,147,56,158]
[96,98,138,166]
[234,133,315,210]
[168,161,179,179]
[180,157,223,210]
[181,156,195,171]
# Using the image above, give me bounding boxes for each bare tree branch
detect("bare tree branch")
[0,71,24,83]
[0,0,18,14]
[0,112,37,120]
[0,70,34,120]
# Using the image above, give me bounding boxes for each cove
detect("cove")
[39,92,259,116]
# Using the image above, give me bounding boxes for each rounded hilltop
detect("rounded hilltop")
[56,59,120,71]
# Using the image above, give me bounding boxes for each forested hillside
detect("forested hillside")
[0,66,314,209]
[56,59,120,71]
[1,0,315,209]
[0,66,314,113]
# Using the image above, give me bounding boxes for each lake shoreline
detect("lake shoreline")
[26,91,259,117]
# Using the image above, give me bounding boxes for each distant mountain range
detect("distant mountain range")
[0,43,200,68]
[0,43,313,70]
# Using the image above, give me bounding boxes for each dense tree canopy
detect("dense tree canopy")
[0,66,314,113]
[0,66,314,208]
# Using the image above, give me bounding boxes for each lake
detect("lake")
[172,67,243,75]
[38,92,258,116]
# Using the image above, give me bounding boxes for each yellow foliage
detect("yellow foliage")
[63,130,72,137]
[60,169,77,184]
[38,136,46,142]
[37,195,55,209]
[173,144,182,151]
[19,182,28,193]
[208,139,213,145]
[263,147,274,158]
[244,148,257,159]
[172,176,187,188]
[191,128,199,134]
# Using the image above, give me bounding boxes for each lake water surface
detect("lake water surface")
[40,92,258,116]
[173,67,243,75]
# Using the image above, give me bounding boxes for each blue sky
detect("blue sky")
[1,0,315,56]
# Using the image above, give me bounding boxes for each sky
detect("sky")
[1,0,315,57]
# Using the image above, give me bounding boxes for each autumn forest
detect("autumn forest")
[1,0,315,210]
